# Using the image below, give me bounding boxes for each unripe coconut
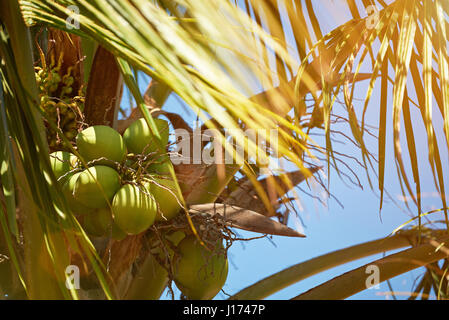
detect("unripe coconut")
[62,172,94,215]
[74,165,121,209]
[123,118,169,155]
[83,207,112,237]
[112,184,157,235]
[150,177,181,221]
[165,230,186,246]
[111,223,127,241]
[154,230,186,263]
[76,125,127,165]
[49,151,78,179]
[174,236,228,300]
[82,207,127,239]
[147,153,172,175]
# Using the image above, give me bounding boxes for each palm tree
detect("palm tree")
[0,0,448,299]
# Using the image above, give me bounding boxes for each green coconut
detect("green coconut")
[165,230,186,246]
[123,118,169,155]
[62,172,94,215]
[82,207,127,239]
[154,230,186,263]
[76,125,127,166]
[73,165,121,209]
[174,236,228,300]
[150,177,181,222]
[146,153,172,175]
[83,207,113,237]
[49,151,78,179]
[112,184,157,235]
[111,223,127,241]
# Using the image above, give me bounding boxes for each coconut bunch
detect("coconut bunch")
[149,217,229,300]
[35,53,84,149]
[154,231,228,300]
[49,117,181,237]
[48,116,228,300]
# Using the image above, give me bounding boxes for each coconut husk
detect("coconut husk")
[101,234,145,296]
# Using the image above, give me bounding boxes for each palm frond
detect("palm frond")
[231,228,448,300]
[288,0,449,219]
[293,231,449,300]
[0,1,114,299]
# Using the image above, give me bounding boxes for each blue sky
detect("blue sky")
[120,1,449,300]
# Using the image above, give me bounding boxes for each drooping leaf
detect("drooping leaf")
[223,167,321,217]
[189,203,305,237]
[293,234,449,300]
[230,229,429,300]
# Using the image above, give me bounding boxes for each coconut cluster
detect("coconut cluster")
[48,117,229,299]
[35,55,84,149]
[49,117,181,238]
